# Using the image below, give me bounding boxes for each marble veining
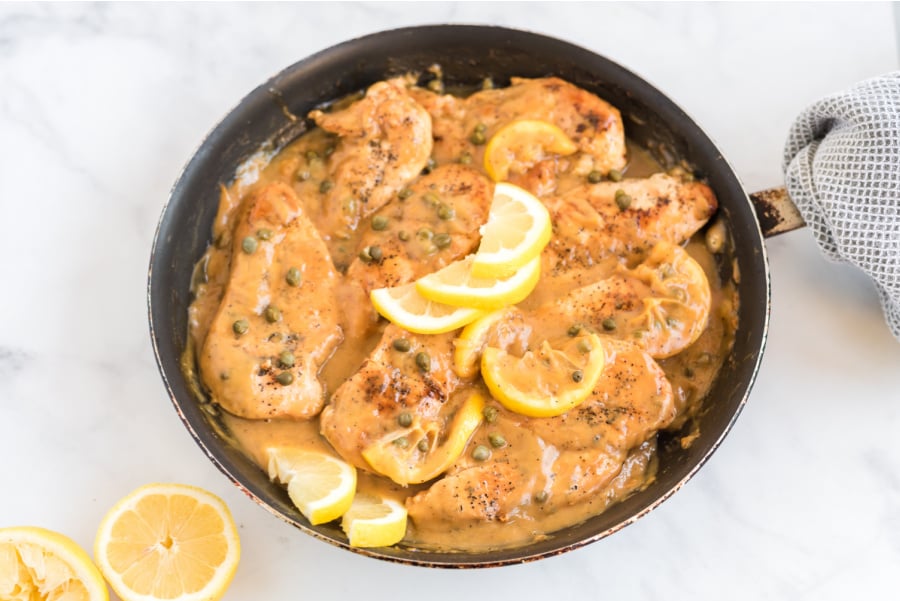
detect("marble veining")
[1,3,899,600]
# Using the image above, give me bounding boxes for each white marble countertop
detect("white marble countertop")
[2,3,899,599]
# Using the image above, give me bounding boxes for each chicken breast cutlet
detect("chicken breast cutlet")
[200,183,343,419]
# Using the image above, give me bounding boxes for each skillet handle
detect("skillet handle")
[749,186,806,238]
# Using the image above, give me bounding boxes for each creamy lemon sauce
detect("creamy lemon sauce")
[184,77,737,552]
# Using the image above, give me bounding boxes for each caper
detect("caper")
[397,412,413,427]
[324,146,335,157]
[433,233,452,249]
[417,438,430,452]
[241,236,258,254]
[398,187,414,200]
[415,352,431,372]
[372,215,389,231]
[275,371,294,386]
[393,437,410,448]
[305,150,319,161]
[602,317,617,331]
[279,350,295,368]
[296,170,311,181]
[488,433,506,448]
[483,405,499,423]
[534,490,549,504]
[437,204,455,220]
[659,263,675,279]
[417,228,433,240]
[470,129,486,145]
[368,245,383,261]
[607,169,623,182]
[264,305,282,323]
[232,319,249,336]
[358,247,373,263]
[472,445,491,462]
[285,266,302,287]
[572,369,584,383]
[398,230,410,242]
[567,324,582,337]
[587,170,603,184]
[422,192,440,207]
[257,228,273,241]
[319,179,334,194]
[576,339,593,354]
[475,123,487,134]
[427,78,443,93]
[459,152,473,165]
[392,338,411,352]
[614,189,632,211]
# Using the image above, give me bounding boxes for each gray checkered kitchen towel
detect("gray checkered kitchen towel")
[783,72,900,342]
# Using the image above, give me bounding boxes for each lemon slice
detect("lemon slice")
[361,392,485,485]
[483,119,578,182]
[93,483,240,601]
[471,183,552,279]
[371,283,483,334]
[267,448,357,525]
[481,333,605,417]
[341,494,408,548]
[0,526,108,601]
[453,307,516,378]
[415,255,541,310]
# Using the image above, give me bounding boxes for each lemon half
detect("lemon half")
[93,483,240,601]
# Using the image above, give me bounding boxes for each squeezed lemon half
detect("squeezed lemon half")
[0,526,108,601]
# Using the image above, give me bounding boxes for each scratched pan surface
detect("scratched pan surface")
[148,25,769,567]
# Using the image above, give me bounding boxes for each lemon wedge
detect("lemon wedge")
[483,119,578,182]
[361,392,485,485]
[471,183,552,279]
[93,483,240,601]
[341,494,408,548]
[370,282,483,334]
[267,448,357,525]
[415,255,541,310]
[453,307,516,379]
[481,333,605,417]
[0,526,108,601]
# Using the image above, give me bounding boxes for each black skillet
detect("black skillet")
[148,25,798,568]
